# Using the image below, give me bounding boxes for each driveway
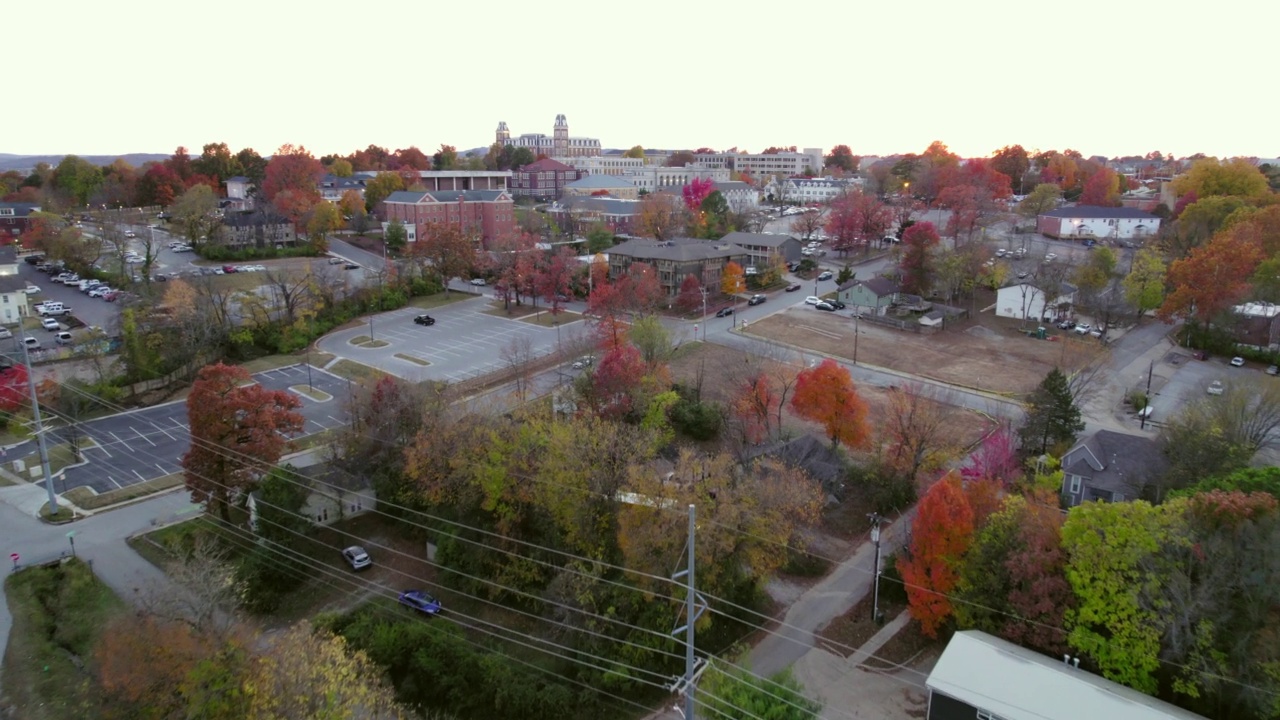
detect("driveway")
[315,294,581,383]
[11,364,351,495]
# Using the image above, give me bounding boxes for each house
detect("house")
[1231,301,1280,351]
[220,210,298,249]
[223,176,254,212]
[837,277,899,316]
[1061,430,1167,505]
[995,282,1076,321]
[1036,205,1160,240]
[606,237,749,297]
[248,463,377,530]
[380,189,515,245]
[562,174,640,199]
[719,231,802,269]
[546,196,642,237]
[317,174,367,203]
[0,246,29,324]
[780,176,860,204]
[508,158,582,200]
[926,630,1208,720]
[712,180,760,212]
[0,203,40,241]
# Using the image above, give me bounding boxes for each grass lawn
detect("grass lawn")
[326,359,391,385]
[348,335,389,349]
[407,292,475,310]
[63,472,184,511]
[517,310,582,328]
[1,558,124,720]
[289,427,338,452]
[394,353,430,366]
[290,384,333,401]
[239,352,335,373]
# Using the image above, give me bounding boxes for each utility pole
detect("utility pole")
[868,512,885,625]
[669,504,708,720]
[19,324,58,515]
[1139,360,1154,431]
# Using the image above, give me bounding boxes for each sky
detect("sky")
[7,0,1275,161]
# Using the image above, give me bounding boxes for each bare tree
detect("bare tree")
[259,268,319,327]
[501,335,536,403]
[790,209,826,241]
[137,534,241,641]
[880,383,961,485]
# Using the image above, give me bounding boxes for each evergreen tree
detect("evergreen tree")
[1018,367,1084,455]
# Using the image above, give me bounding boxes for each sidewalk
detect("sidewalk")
[792,610,930,719]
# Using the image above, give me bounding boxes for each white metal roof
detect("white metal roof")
[927,631,1208,720]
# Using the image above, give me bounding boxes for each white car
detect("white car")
[41,318,61,331]
[1074,324,1091,335]
[1230,356,1246,367]
[342,546,372,571]
[24,285,40,295]
[1045,253,1058,261]
[89,286,112,298]
[470,278,487,286]
[1207,380,1225,395]
[804,296,821,305]
[126,256,145,264]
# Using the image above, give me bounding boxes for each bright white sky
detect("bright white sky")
[8,0,1273,161]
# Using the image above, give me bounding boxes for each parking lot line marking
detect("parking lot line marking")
[95,443,113,459]
[110,431,134,452]
[133,469,146,481]
[327,415,344,425]
[134,427,157,446]
[107,476,122,489]
[156,463,168,473]
[171,418,188,430]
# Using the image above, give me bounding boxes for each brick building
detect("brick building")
[221,210,297,249]
[380,189,515,245]
[607,237,749,297]
[546,196,642,236]
[0,203,40,241]
[509,158,582,200]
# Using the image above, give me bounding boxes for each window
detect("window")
[975,712,1006,720]
[1069,475,1081,494]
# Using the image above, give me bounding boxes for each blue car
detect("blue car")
[398,589,442,616]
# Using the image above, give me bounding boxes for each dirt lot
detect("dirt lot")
[745,304,1106,398]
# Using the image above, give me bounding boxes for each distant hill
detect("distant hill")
[0,153,170,173]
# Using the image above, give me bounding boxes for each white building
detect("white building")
[713,181,760,212]
[995,282,1077,321]
[0,247,29,325]
[694,148,824,180]
[1036,206,1161,240]
[779,176,861,204]
[621,164,730,193]
[566,156,648,176]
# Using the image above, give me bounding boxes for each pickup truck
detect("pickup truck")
[35,302,72,317]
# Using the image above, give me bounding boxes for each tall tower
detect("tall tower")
[496,121,510,146]
[553,114,568,157]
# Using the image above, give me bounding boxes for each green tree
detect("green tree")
[1018,367,1084,455]
[362,171,404,212]
[1171,157,1270,199]
[1062,499,1188,694]
[1122,248,1166,319]
[824,144,859,173]
[328,158,353,177]
[1017,183,1062,219]
[585,224,614,253]
[305,201,342,252]
[835,265,854,286]
[193,142,242,183]
[53,155,105,206]
[171,184,220,249]
[432,144,458,170]
[628,315,672,368]
[698,663,822,720]
[622,145,645,159]
[383,220,408,252]
[510,147,536,168]
[1170,466,1280,501]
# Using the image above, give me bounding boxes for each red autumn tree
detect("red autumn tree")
[532,246,577,314]
[586,343,648,419]
[262,144,325,202]
[790,359,870,449]
[181,363,304,522]
[732,371,779,444]
[1158,228,1265,323]
[136,163,185,207]
[1080,167,1121,206]
[681,177,715,213]
[826,190,893,256]
[675,273,704,314]
[899,221,941,295]
[898,473,975,638]
[960,425,1020,486]
[627,262,664,314]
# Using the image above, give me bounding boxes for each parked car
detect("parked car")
[1230,356,1246,367]
[24,285,40,295]
[1057,319,1075,330]
[747,294,766,306]
[1090,327,1104,339]
[1074,324,1091,335]
[89,286,112,298]
[103,291,120,302]
[1045,253,1058,261]
[1268,365,1279,376]
[1207,380,1225,395]
[41,318,61,331]
[341,546,372,571]
[55,331,73,346]
[814,302,837,312]
[343,262,360,270]
[22,337,39,350]
[222,265,238,273]
[0,328,10,340]
[830,300,847,309]
[398,589,442,616]
[817,271,833,281]
[785,283,802,292]
[413,314,436,326]
[715,307,734,318]
[470,278,487,286]
[804,296,820,305]
[572,355,595,370]
[328,256,344,264]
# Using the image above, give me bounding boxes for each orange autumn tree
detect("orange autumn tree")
[789,359,869,449]
[721,261,746,297]
[898,473,976,637]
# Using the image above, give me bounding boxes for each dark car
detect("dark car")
[817,271,833,281]
[747,294,766,306]
[814,302,837,312]
[344,262,360,270]
[414,314,436,326]
[715,307,734,318]
[222,265,238,273]
[785,283,802,292]
[398,589,442,616]
[829,300,846,309]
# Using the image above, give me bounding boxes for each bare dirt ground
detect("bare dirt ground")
[746,305,1106,398]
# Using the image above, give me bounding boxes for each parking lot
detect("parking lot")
[17,364,351,495]
[316,294,577,383]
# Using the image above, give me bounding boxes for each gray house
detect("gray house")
[1061,430,1167,505]
[719,231,802,268]
[837,277,899,316]
[607,237,749,297]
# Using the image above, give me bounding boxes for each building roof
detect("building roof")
[295,463,371,493]
[1040,205,1159,220]
[0,275,27,293]
[997,281,1077,298]
[1062,429,1167,494]
[0,246,16,264]
[224,176,250,184]
[382,190,510,203]
[222,210,291,227]
[520,158,574,172]
[550,196,643,216]
[712,181,755,194]
[320,174,366,189]
[839,277,899,298]
[609,237,747,263]
[720,231,796,248]
[928,631,1208,720]
[565,175,637,190]
[0,203,40,218]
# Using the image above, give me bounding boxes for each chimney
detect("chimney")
[1073,658,1080,669]
[1063,655,1070,665]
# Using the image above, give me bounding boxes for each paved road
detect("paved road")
[9,364,352,494]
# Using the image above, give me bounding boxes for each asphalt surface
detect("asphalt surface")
[12,364,351,495]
